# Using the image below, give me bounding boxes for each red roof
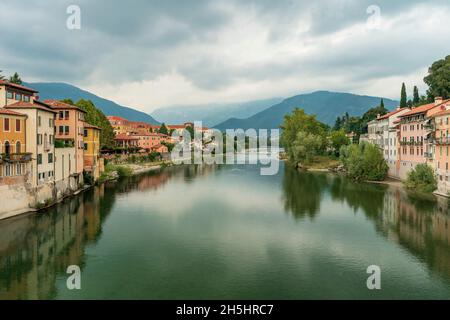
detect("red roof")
[44,100,86,112]
[0,80,38,93]
[399,99,450,117]
[5,101,57,113]
[378,108,410,120]
[84,123,102,130]
[107,116,128,121]
[0,108,27,117]
[430,108,450,118]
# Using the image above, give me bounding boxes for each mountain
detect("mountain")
[151,97,282,127]
[24,82,159,124]
[214,91,399,131]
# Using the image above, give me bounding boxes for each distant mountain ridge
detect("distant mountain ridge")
[151,98,283,127]
[214,91,399,131]
[24,82,159,124]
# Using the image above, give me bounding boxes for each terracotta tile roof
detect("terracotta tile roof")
[0,108,27,117]
[377,108,410,120]
[44,100,86,113]
[5,101,57,113]
[400,99,450,117]
[430,109,450,118]
[84,123,102,130]
[107,116,128,121]
[0,80,38,93]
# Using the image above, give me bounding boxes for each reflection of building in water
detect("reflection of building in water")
[0,184,109,299]
[381,187,450,280]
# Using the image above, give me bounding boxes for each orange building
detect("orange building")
[0,108,31,184]
[44,100,86,177]
[83,124,103,182]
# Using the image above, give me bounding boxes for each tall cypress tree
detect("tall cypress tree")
[413,86,420,105]
[380,98,385,109]
[400,83,407,108]
[0,70,4,80]
[9,72,22,85]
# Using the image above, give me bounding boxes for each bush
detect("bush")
[115,165,133,178]
[340,142,388,181]
[405,164,437,193]
[289,131,325,165]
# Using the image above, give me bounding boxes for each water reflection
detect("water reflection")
[282,167,327,220]
[0,164,449,299]
[282,167,450,281]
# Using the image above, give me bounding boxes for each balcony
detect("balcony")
[424,152,433,159]
[0,153,32,163]
[435,137,450,145]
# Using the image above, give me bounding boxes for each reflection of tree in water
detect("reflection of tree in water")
[329,175,387,219]
[282,166,327,220]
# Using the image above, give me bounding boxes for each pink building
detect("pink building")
[133,133,169,151]
[397,98,450,179]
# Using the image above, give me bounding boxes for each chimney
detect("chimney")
[435,97,443,106]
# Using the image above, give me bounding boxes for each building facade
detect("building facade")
[83,124,103,182]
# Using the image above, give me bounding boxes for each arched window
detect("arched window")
[4,141,10,155]
[16,141,21,154]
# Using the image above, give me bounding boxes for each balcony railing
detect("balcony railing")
[399,141,424,146]
[424,152,433,158]
[435,137,450,145]
[0,153,32,163]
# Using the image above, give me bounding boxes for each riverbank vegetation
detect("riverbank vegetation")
[405,164,437,194]
[281,108,388,182]
[340,143,388,181]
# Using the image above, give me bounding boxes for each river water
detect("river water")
[0,162,449,299]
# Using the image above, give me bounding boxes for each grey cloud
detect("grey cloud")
[0,0,449,100]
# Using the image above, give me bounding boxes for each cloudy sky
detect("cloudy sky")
[1,0,449,113]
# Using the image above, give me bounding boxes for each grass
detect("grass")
[304,155,340,170]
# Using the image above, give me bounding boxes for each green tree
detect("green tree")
[405,164,437,193]
[424,55,450,99]
[290,131,324,165]
[400,82,407,108]
[333,116,342,131]
[380,98,384,109]
[330,130,350,156]
[158,123,169,135]
[340,142,388,181]
[185,125,195,139]
[73,99,115,148]
[413,86,420,105]
[9,72,22,85]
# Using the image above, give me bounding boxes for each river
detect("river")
[1,162,450,299]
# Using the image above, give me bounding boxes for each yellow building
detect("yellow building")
[83,124,103,182]
[0,108,31,184]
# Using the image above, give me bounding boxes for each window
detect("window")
[6,91,13,99]
[37,134,42,145]
[48,153,53,164]
[15,119,21,132]
[59,111,64,120]
[5,164,11,176]
[59,126,64,135]
[15,93,22,101]
[16,141,21,154]
[84,142,88,150]
[49,135,54,145]
[23,95,30,102]
[84,129,88,137]
[4,118,10,131]
[65,126,70,135]
[4,141,10,154]
[65,111,69,120]
[49,118,53,127]
[37,154,42,165]
[38,116,41,127]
